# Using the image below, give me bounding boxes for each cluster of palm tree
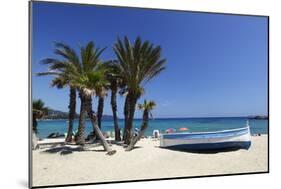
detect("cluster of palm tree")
[37,36,166,153]
[32,99,49,133]
[126,100,156,151]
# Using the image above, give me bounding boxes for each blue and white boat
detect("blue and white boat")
[160,122,251,151]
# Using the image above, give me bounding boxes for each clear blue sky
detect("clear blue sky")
[31,2,268,118]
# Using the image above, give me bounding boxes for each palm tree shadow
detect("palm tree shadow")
[160,147,241,154]
[42,146,86,155]
[110,141,126,147]
[128,146,143,150]
[101,140,143,151]
[108,141,130,149]
[91,149,106,152]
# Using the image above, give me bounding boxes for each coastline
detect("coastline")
[32,135,268,187]
[36,117,268,139]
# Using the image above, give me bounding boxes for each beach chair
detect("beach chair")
[32,132,39,150]
[104,131,113,145]
[109,131,115,139]
[153,130,160,138]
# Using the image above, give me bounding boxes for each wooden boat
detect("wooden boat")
[160,123,251,151]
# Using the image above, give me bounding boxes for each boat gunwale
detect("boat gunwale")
[161,126,250,136]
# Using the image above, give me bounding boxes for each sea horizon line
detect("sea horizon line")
[40,115,268,121]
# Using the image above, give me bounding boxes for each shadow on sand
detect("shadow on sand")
[42,146,86,155]
[109,141,143,150]
[41,141,119,155]
[41,141,145,155]
[109,140,126,147]
[159,147,241,154]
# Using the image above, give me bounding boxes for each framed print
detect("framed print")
[29,1,269,188]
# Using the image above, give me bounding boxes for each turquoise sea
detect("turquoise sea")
[37,117,268,139]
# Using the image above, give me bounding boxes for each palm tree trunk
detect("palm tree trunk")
[124,93,138,144]
[93,96,104,140]
[126,110,149,151]
[76,92,86,146]
[66,87,76,142]
[85,95,116,155]
[111,88,121,141]
[32,112,38,134]
[123,95,130,143]
[97,96,104,129]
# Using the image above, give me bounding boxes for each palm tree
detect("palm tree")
[104,61,125,141]
[37,42,80,143]
[32,99,49,134]
[91,88,107,140]
[70,42,116,155]
[69,42,105,146]
[32,99,49,150]
[113,36,166,144]
[95,88,107,139]
[126,100,156,151]
[73,68,116,155]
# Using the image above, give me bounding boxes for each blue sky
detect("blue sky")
[31,2,268,118]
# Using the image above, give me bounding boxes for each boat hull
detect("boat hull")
[160,127,251,151]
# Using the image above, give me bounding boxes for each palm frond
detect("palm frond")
[113,36,166,97]
[36,71,60,76]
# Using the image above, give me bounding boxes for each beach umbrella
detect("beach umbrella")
[166,128,175,133]
[179,127,189,131]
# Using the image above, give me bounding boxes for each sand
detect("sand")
[32,135,268,187]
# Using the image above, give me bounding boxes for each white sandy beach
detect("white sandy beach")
[32,135,268,187]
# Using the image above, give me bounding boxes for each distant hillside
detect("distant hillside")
[44,109,115,120]
[248,115,268,120]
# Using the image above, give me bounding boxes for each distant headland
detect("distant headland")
[248,115,268,120]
